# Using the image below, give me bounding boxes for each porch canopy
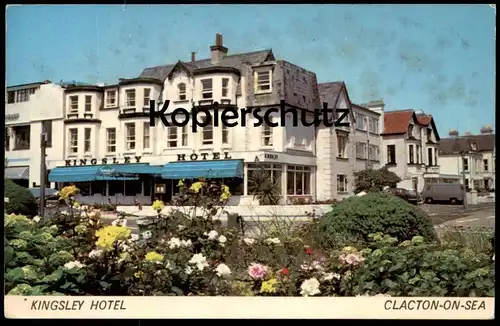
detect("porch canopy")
[48,163,162,183]
[161,159,244,179]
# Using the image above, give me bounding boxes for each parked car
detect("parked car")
[421,183,465,205]
[385,188,421,205]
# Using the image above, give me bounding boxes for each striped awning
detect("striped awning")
[5,166,30,180]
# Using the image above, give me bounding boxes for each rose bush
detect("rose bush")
[4,182,495,297]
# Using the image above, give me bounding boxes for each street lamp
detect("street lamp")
[454,136,471,209]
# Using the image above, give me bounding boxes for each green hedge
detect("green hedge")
[316,192,437,246]
[4,179,38,217]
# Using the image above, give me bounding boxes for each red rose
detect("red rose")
[280,268,289,276]
[305,247,313,255]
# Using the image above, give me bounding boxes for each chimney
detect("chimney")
[464,132,472,136]
[210,33,228,65]
[449,129,459,137]
[191,52,196,62]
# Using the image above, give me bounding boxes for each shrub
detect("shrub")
[354,167,401,193]
[247,169,281,205]
[316,192,437,245]
[4,179,38,217]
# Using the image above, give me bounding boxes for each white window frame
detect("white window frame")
[143,88,151,107]
[69,95,79,113]
[84,128,92,153]
[16,89,29,103]
[106,90,117,107]
[201,79,213,99]
[178,83,187,101]
[181,125,188,146]
[463,157,469,171]
[484,159,489,172]
[125,123,136,151]
[68,128,78,154]
[106,128,116,153]
[368,144,379,161]
[261,123,273,147]
[202,118,213,146]
[143,122,150,150]
[167,126,178,148]
[356,142,367,159]
[222,124,229,144]
[286,165,312,196]
[337,134,347,158]
[126,89,136,108]
[254,69,272,94]
[337,174,348,192]
[84,95,92,112]
[356,114,365,130]
[222,78,229,97]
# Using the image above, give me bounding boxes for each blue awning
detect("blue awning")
[161,159,244,179]
[48,163,161,182]
[5,166,29,180]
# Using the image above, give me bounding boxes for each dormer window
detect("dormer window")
[254,69,272,94]
[201,79,213,99]
[471,142,477,151]
[106,90,117,107]
[408,125,414,137]
[126,89,136,107]
[69,95,78,112]
[178,83,186,101]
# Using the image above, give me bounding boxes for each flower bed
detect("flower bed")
[4,181,495,297]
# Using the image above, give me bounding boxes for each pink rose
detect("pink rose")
[342,253,365,266]
[248,263,268,280]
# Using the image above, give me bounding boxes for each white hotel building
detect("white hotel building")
[5,34,385,206]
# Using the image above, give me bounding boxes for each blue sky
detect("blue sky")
[6,4,495,135]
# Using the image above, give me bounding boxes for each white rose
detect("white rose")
[33,216,41,223]
[141,231,152,240]
[300,278,321,297]
[64,261,85,270]
[4,197,9,203]
[178,225,186,231]
[218,235,227,244]
[185,266,193,275]
[243,238,255,245]
[181,239,192,247]
[89,249,104,259]
[189,253,209,271]
[207,230,218,240]
[215,263,231,277]
[265,238,280,245]
[168,237,182,249]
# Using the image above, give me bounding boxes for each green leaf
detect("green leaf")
[4,246,14,265]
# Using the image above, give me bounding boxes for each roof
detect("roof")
[416,114,432,126]
[382,110,416,135]
[139,49,274,81]
[318,82,344,107]
[438,134,495,155]
[7,81,48,90]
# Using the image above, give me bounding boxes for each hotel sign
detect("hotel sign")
[177,152,232,161]
[65,156,142,166]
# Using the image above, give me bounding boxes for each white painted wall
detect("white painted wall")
[5,83,65,187]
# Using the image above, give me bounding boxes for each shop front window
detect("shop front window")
[286,165,312,196]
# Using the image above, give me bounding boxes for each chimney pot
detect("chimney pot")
[191,52,196,62]
[216,33,223,46]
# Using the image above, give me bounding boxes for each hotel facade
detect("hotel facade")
[5,34,386,206]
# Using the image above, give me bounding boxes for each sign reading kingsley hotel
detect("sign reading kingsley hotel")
[65,156,143,166]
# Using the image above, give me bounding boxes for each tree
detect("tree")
[354,166,401,193]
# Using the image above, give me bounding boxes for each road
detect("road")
[420,202,495,229]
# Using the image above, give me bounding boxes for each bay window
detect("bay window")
[287,165,311,196]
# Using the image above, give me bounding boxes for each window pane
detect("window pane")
[287,171,295,195]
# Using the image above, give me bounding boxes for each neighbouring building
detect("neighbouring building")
[437,126,495,190]
[5,81,65,189]
[380,109,441,192]
[316,83,384,200]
